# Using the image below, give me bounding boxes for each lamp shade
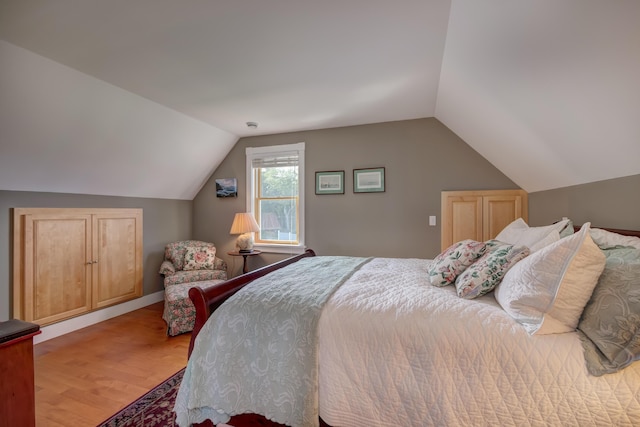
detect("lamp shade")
[230,213,260,234]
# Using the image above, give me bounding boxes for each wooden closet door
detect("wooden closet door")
[92,212,143,309]
[482,195,525,241]
[441,190,528,251]
[441,194,483,250]
[23,214,92,325]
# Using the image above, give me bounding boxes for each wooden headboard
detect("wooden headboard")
[574,225,640,239]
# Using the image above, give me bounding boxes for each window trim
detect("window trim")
[246,143,305,254]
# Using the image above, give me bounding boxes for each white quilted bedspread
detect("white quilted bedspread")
[318,258,640,427]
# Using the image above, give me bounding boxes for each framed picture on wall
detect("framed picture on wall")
[315,170,345,195]
[353,167,385,193]
[215,178,238,197]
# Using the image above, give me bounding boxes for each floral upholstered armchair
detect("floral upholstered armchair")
[159,240,228,336]
[159,240,228,286]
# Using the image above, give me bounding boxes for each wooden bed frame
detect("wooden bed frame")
[187,226,640,427]
[580,227,640,238]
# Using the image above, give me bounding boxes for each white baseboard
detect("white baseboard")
[34,291,165,345]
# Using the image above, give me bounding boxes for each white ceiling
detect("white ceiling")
[1,0,639,198]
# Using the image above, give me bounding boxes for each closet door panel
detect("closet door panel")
[441,194,483,250]
[482,196,525,241]
[23,214,92,325]
[92,212,143,309]
[450,197,483,247]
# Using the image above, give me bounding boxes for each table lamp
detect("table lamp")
[230,213,261,253]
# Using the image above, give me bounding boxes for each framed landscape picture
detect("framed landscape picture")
[315,170,345,195]
[353,167,385,193]
[215,178,237,198]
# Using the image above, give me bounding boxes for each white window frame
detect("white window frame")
[246,142,305,254]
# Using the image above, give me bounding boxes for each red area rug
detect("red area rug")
[97,368,185,427]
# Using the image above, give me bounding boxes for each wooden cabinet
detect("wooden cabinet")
[441,190,528,251]
[0,320,40,427]
[13,208,143,325]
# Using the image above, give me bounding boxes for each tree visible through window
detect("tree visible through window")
[256,165,298,243]
[246,143,305,252]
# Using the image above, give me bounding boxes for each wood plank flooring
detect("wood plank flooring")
[34,302,190,426]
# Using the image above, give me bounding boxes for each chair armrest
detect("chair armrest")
[158,260,176,276]
[214,256,227,272]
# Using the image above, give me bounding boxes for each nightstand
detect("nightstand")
[227,250,262,274]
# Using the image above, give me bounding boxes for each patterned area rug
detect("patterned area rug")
[97,369,294,427]
[97,368,185,427]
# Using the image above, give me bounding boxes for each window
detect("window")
[246,143,305,254]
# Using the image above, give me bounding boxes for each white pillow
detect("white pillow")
[494,223,606,335]
[590,228,640,249]
[495,218,570,252]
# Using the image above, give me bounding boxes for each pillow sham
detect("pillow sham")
[578,247,640,376]
[455,241,529,299]
[497,218,571,251]
[183,246,217,271]
[590,228,640,250]
[558,219,575,238]
[427,240,487,287]
[494,223,606,335]
[495,218,570,253]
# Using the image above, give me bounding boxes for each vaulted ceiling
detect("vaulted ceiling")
[1,0,639,199]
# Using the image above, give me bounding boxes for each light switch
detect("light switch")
[429,216,437,226]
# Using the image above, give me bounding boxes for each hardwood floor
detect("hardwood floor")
[34,302,191,426]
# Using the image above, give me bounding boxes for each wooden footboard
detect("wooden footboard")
[187,248,316,357]
[192,414,331,427]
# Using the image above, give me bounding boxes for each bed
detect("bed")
[174,222,640,427]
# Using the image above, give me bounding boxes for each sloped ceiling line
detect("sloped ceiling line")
[1,0,639,198]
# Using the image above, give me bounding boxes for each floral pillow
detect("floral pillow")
[455,240,530,299]
[577,247,640,376]
[183,246,217,271]
[428,240,487,287]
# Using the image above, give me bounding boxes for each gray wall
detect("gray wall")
[0,190,193,321]
[193,118,520,274]
[529,174,640,230]
[4,119,637,320]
